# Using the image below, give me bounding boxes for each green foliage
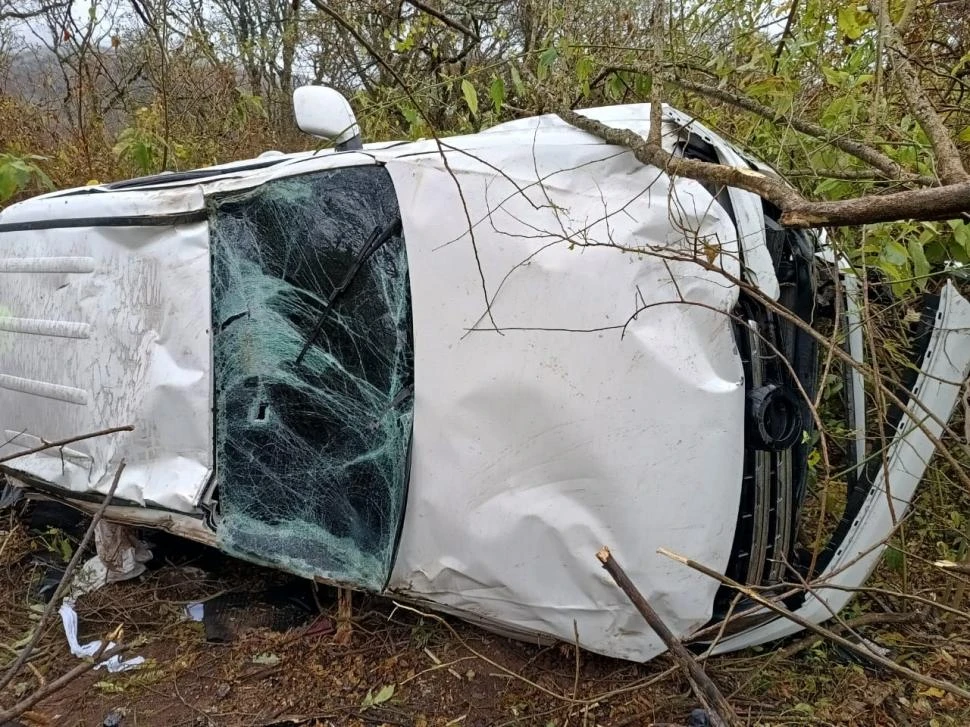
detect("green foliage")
[460,78,479,116]
[113,106,168,175]
[0,153,53,204]
[489,75,505,113]
[361,683,395,709]
[37,526,73,563]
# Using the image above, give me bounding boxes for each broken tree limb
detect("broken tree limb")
[0,461,126,694]
[657,547,970,701]
[557,108,970,228]
[594,61,939,185]
[660,70,921,183]
[774,610,919,661]
[596,546,741,727]
[0,640,129,722]
[0,425,133,465]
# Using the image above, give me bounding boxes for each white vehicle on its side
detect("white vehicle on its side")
[1,87,968,662]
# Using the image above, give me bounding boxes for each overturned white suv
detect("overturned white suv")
[1,87,968,662]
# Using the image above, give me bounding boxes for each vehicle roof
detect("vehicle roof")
[3,104,740,208]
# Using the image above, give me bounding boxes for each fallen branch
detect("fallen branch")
[774,610,919,661]
[596,546,740,727]
[658,547,970,701]
[557,108,970,228]
[934,560,970,576]
[661,69,922,183]
[0,640,128,722]
[0,461,126,694]
[0,425,133,465]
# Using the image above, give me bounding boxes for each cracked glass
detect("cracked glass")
[208,163,413,589]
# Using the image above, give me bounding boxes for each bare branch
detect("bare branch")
[0,425,134,465]
[659,548,970,702]
[771,0,800,74]
[661,69,925,183]
[935,560,970,575]
[403,0,480,41]
[647,1,664,148]
[598,546,741,727]
[0,1,69,22]
[872,0,969,184]
[0,462,127,694]
[0,641,130,722]
[557,107,970,227]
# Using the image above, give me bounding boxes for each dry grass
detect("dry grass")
[2,499,970,727]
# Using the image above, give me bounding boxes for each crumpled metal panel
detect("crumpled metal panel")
[712,280,970,652]
[379,106,746,662]
[0,188,212,512]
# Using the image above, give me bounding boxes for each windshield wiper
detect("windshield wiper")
[294,215,403,367]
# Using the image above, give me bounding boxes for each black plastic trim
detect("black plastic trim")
[0,210,208,233]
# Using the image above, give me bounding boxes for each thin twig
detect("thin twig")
[0,641,128,722]
[771,0,799,74]
[0,425,133,465]
[403,0,479,40]
[658,547,970,701]
[773,610,919,661]
[0,461,127,693]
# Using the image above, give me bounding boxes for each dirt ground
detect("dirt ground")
[2,502,970,727]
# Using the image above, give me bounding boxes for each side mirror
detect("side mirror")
[293,85,363,150]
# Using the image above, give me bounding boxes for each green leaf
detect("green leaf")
[373,684,395,704]
[837,6,868,41]
[959,126,970,142]
[460,79,478,116]
[821,66,850,88]
[489,75,505,114]
[885,545,906,573]
[908,239,930,288]
[606,72,627,100]
[251,652,280,666]
[0,165,19,201]
[951,220,970,252]
[537,46,558,79]
[633,73,652,98]
[362,684,395,708]
[0,154,53,203]
[510,65,524,96]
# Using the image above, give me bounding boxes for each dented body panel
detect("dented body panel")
[0,188,212,512]
[1,103,968,663]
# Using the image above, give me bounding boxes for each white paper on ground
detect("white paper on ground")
[58,599,145,672]
[184,602,204,622]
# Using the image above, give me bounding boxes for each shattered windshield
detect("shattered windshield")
[208,163,413,590]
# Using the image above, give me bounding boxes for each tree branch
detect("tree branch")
[403,0,479,41]
[647,0,664,148]
[661,69,926,183]
[597,547,740,727]
[871,0,969,184]
[0,641,129,722]
[0,1,69,21]
[0,425,134,465]
[0,462,126,695]
[557,107,970,228]
[771,0,799,74]
[659,548,970,702]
